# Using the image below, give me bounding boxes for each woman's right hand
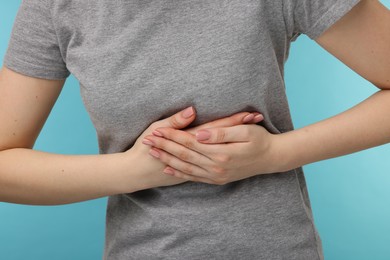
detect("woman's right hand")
[1,67,264,203]
[126,107,263,191]
[126,107,196,190]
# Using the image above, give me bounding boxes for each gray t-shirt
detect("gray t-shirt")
[4,0,360,259]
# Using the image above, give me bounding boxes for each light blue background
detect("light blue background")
[1,1,389,259]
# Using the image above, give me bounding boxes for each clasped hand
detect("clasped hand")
[143,117,282,185]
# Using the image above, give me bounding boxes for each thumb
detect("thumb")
[157,106,196,129]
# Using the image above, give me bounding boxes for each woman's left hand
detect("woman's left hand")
[142,125,285,185]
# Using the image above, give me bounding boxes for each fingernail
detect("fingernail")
[163,167,174,175]
[152,130,164,137]
[196,130,211,141]
[243,114,255,123]
[182,107,194,119]
[142,139,154,146]
[254,114,264,122]
[149,149,160,158]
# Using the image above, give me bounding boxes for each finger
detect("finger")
[163,167,217,185]
[155,106,196,130]
[195,125,251,144]
[148,148,213,179]
[186,112,263,135]
[251,113,264,124]
[142,135,213,166]
[152,128,211,154]
[243,112,264,124]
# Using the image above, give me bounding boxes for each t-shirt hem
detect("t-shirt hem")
[3,55,70,80]
[306,0,361,40]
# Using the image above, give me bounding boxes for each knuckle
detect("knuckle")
[215,129,226,143]
[213,177,228,186]
[183,165,194,175]
[230,115,238,123]
[223,117,235,126]
[242,126,251,137]
[178,150,190,161]
[215,154,230,163]
[182,174,194,181]
[212,165,226,175]
[158,151,169,163]
[169,116,182,129]
[183,138,195,149]
[154,139,165,149]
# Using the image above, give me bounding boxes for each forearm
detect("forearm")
[0,149,137,205]
[0,107,256,204]
[279,90,390,171]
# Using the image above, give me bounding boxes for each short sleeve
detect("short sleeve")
[3,0,70,80]
[283,0,361,40]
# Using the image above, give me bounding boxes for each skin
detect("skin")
[0,0,388,204]
[142,0,390,185]
[0,66,263,205]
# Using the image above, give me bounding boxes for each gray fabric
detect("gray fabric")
[4,0,360,259]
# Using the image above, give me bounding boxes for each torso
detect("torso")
[50,1,322,258]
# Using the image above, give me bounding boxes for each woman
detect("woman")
[0,0,389,259]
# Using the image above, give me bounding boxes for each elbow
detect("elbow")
[373,79,390,90]
[370,69,390,90]
[0,140,35,152]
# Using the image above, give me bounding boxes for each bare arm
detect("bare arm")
[275,0,390,171]
[0,67,145,205]
[316,0,390,89]
[0,67,262,204]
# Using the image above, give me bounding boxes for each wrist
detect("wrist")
[113,149,152,194]
[95,152,138,195]
[270,132,302,173]
[117,146,181,194]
